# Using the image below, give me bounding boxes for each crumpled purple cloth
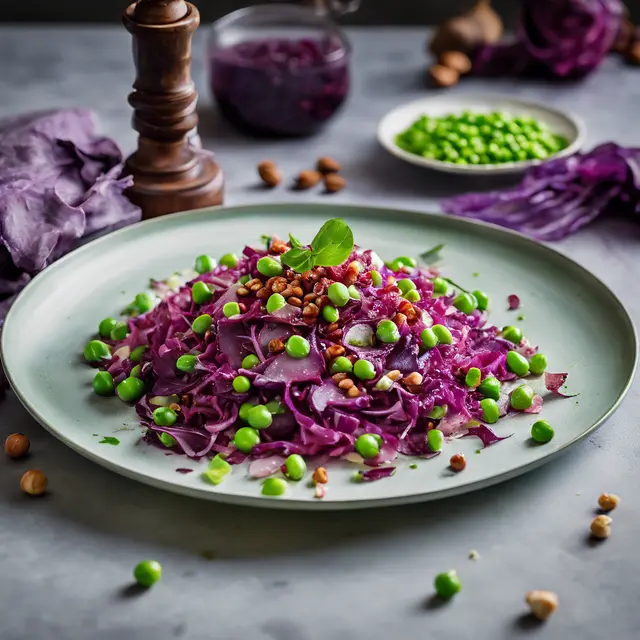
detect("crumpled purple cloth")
[0,108,141,323]
[441,143,640,241]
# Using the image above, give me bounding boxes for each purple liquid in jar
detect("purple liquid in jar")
[209,37,350,137]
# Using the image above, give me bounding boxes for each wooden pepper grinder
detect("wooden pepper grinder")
[123,0,224,219]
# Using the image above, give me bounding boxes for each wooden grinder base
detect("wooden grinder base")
[123,0,224,219]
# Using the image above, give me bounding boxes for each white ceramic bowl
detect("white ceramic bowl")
[377,93,585,176]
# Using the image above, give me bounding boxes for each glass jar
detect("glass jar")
[208,4,351,138]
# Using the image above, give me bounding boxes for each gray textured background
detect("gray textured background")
[2,0,640,24]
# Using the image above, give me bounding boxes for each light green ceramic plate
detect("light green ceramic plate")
[2,204,636,510]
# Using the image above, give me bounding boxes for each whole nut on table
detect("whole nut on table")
[428,64,460,88]
[324,173,346,193]
[438,50,472,75]
[257,161,282,188]
[296,170,323,190]
[317,157,341,174]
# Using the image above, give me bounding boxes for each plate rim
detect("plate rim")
[2,203,636,510]
[377,92,586,175]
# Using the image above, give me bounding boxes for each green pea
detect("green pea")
[223,302,241,318]
[265,400,286,415]
[238,275,250,285]
[427,428,444,452]
[234,426,260,453]
[375,375,393,391]
[266,293,286,314]
[285,335,310,359]
[355,434,380,459]
[130,364,142,378]
[130,345,148,362]
[247,405,273,430]
[353,359,376,381]
[506,351,530,376]
[98,317,118,339]
[322,305,339,323]
[134,560,162,588]
[134,292,155,314]
[232,375,251,393]
[529,353,548,376]
[110,322,130,342]
[428,405,447,420]
[421,328,438,349]
[241,354,260,369]
[158,432,177,448]
[434,570,461,599]
[330,356,353,374]
[327,282,350,307]
[348,285,361,300]
[153,406,177,426]
[465,367,482,388]
[219,253,238,268]
[510,384,534,410]
[192,281,213,305]
[239,401,257,423]
[176,354,197,373]
[432,324,453,345]
[478,376,501,400]
[284,454,306,481]
[257,256,283,277]
[397,279,416,295]
[195,254,216,274]
[531,420,554,444]
[502,326,523,344]
[262,477,287,497]
[472,290,489,311]
[453,292,478,315]
[370,270,383,286]
[393,256,417,269]
[371,434,383,448]
[480,398,500,424]
[192,314,212,336]
[376,319,400,344]
[116,376,145,403]
[93,371,114,396]
[404,289,421,303]
[433,277,448,294]
[84,340,111,362]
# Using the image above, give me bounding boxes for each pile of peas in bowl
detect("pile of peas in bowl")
[395,110,569,165]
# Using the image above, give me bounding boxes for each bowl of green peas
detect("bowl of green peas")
[377,93,584,175]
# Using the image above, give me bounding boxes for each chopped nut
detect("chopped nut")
[343,262,360,286]
[249,282,263,292]
[302,303,319,318]
[20,469,48,496]
[312,467,328,484]
[338,378,355,390]
[257,161,282,188]
[291,286,304,298]
[525,590,558,621]
[346,386,361,398]
[168,403,181,412]
[449,453,466,472]
[403,372,424,387]
[237,287,250,297]
[392,313,407,327]
[314,483,326,499]
[386,276,396,285]
[598,493,621,511]
[296,170,323,190]
[312,281,327,296]
[386,370,402,382]
[256,287,271,300]
[317,156,341,174]
[181,394,193,407]
[332,372,348,383]
[315,294,329,308]
[303,293,318,303]
[325,344,345,360]
[438,50,472,75]
[325,322,340,334]
[590,514,612,539]
[270,239,288,254]
[302,316,317,326]
[324,174,346,193]
[288,297,302,307]
[429,63,460,88]
[327,329,343,342]
[5,433,30,459]
[268,338,285,354]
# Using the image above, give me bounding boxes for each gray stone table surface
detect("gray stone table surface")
[1,26,639,640]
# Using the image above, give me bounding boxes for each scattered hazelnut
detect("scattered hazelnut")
[449,453,466,472]
[525,590,558,621]
[324,174,346,193]
[598,493,620,511]
[312,467,328,484]
[257,161,281,188]
[20,469,48,496]
[626,40,640,65]
[428,64,460,88]
[296,170,323,190]
[5,433,30,459]
[317,156,341,174]
[590,514,612,539]
[438,50,472,75]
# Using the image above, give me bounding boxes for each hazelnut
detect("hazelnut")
[626,41,640,65]
[525,590,558,621]
[428,64,460,88]
[20,469,48,496]
[598,493,621,511]
[268,338,285,354]
[257,161,281,188]
[346,386,361,398]
[296,170,323,190]
[312,467,328,484]
[324,174,346,193]
[5,433,30,459]
[449,453,466,472]
[403,372,424,387]
[317,157,341,174]
[590,514,612,539]
[438,50,472,75]
[338,378,355,390]
[386,370,402,382]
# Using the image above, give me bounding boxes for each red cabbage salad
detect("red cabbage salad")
[83,219,570,496]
